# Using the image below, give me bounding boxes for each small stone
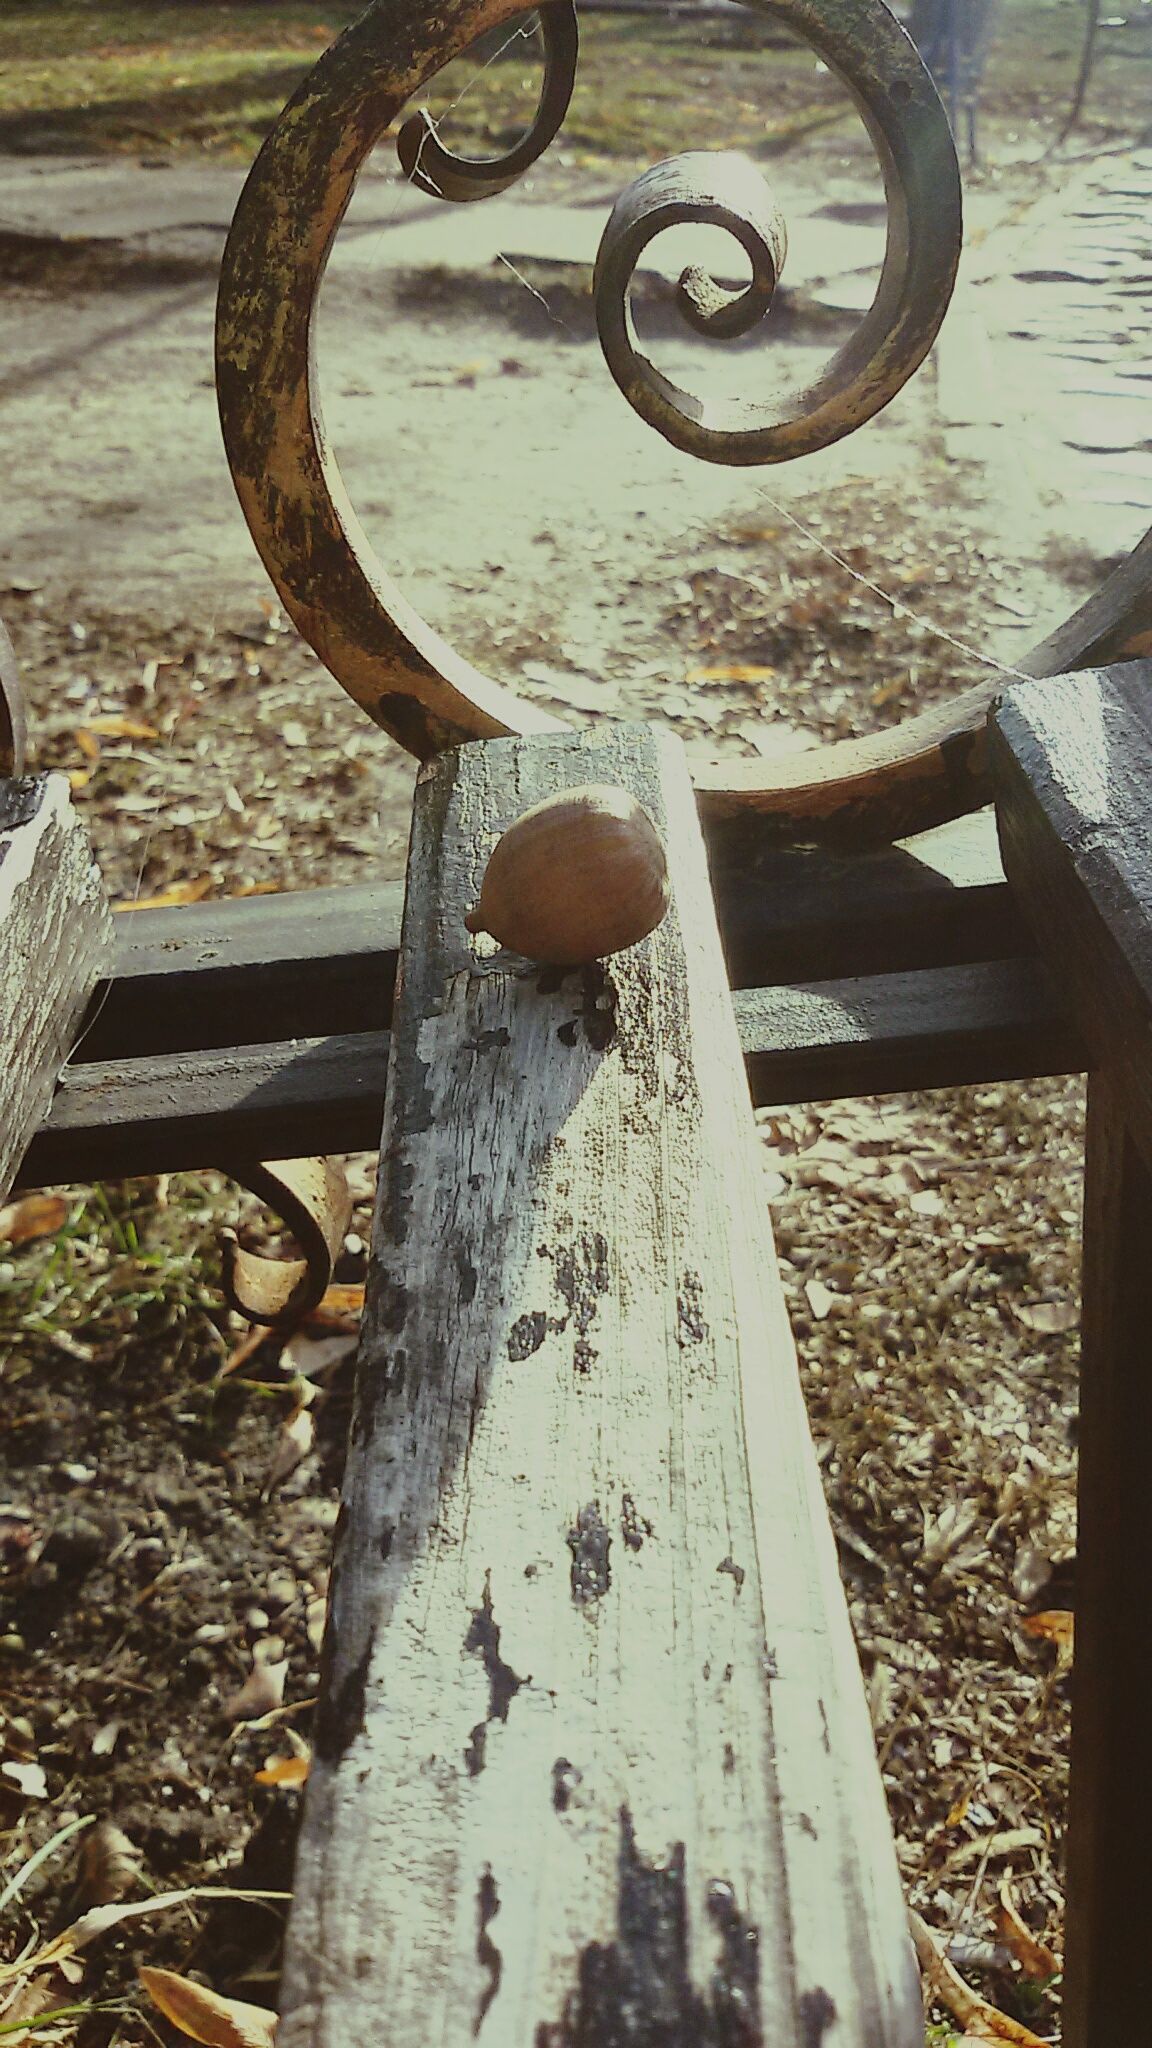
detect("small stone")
[43,1513,110,1572]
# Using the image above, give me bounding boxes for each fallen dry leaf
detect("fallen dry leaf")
[0,1193,69,1247]
[804,1278,836,1322]
[996,1880,1062,1982]
[685,662,778,684]
[280,1330,356,1381]
[262,1407,315,1497]
[1013,1300,1077,1336]
[74,1819,141,1908]
[72,726,102,762]
[2,1761,48,1799]
[921,1498,982,1569]
[83,714,159,739]
[305,1281,365,1326]
[139,1967,277,2047]
[113,876,214,912]
[1021,1609,1074,1671]
[305,1591,327,1653]
[254,1754,310,1789]
[218,1325,275,1381]
[909,1908,1049,2045]
[945,1826,1046,1872]
[224,1658,288,1724]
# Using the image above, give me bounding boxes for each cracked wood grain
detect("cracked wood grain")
[280,724,920,2048]
[0,775,113,1201]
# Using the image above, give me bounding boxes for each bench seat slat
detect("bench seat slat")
[279,725,919,2048]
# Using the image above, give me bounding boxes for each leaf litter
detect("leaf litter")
[1,467,1088,2038]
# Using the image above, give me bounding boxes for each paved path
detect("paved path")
[2,142,1148,631]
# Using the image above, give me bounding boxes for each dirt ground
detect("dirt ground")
[2,13,1147,2042]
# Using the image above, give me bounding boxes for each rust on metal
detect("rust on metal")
[594,0,962,467]
[397,1,578,203]
[216,0,1152,849]
[600,151,787,354]
[221,1155,353,1328]
[0,617,28,779]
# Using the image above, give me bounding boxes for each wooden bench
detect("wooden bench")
[273,722,923,2045]
[6,665,1150,2047]
[7,4,1152,2042]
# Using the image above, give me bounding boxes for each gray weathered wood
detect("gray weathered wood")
[281,726,920,2048]
[0,775,113,1201]
[16,1031,391,1188]
[734,954,1081,1103]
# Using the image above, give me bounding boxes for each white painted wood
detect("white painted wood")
[281,725,920,2048]
[1,775,113,1199]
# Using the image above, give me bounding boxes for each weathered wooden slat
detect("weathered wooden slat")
[16,957,1083,1191]
[0,775,113,1202]
[80,812,1019,1062]
[735,955,1082,1104]
[280,726,920,2048]
[81,881,405,1061]
[707,804,1023,991]
[15,1031,389,1188]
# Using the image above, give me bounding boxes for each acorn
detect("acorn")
[464,784,670,965]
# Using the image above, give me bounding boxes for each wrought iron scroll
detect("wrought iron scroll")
[216,0,1152,848]
[397,2,578,202]
[221,1155,353,1329]
[592,0,962,470]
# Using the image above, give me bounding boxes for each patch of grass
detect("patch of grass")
[2,0,1151,166]
[966,0,1152,143]
[0,1,363,157]
[0,2,839,162]
[0,1177,230,1384]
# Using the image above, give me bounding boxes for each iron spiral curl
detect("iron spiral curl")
[397,1,578,203]
[593,0,962,463]
[221,0,1151,846]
